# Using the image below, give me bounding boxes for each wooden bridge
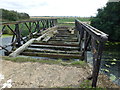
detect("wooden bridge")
[0,18,108,87]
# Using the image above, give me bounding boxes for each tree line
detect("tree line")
[91,2,120,41]
[1,9,30,21]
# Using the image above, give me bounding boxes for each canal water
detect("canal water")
[0,37,12,56]
[101,43,120,85]
[87,43,120,86]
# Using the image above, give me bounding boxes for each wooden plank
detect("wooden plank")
[42,30,58,42]
[29,44,79,51]
[50,39,78,42]
[41,26,57,34]
[35,27,58,42]
[21,52,83,59]
[55,35,70,37]
[32,42,79,47]
[25,48,81,54]
[42,36,51,42]
[9,38,35,57]
[35,32,46,41]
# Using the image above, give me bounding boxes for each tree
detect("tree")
[91,2,120,41]
[1,9,30,21]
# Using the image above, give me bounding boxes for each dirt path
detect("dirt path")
[1,60,91,88]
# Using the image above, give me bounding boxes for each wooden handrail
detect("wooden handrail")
[0,19,58,53]
[1,19,57,25]
[75,19,108,41]
[75,19,108,87]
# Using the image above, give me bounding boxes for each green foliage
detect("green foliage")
[110,74,116,81]
[1,34,12,37]
[79,80,92,88]
[91,2,120,41]
[1,8,30,21]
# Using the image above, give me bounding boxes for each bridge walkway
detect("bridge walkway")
[19,26,82,60]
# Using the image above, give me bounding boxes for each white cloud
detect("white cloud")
[0,0,108,17]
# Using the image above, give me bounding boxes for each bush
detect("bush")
[1,9,30,21]
[91,2,120,41]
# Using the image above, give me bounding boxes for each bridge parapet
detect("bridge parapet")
[75,19,108,87]
[0,19,57,54]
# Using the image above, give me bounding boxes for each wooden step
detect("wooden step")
[55,35,70,37]
[21,52,83,59]
[29,44,79,51]
[25,48,80,54]
[50,39,78,42]
[32,42,79,47]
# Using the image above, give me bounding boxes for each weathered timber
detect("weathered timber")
[55,35,70,37]
[32,42,79,47]
[42,36,51,42]
[1,19,58,53]
[41,26,57,34]
[68,28,75,34]
[35,33,46,41]
[35,26,58,41]
[25,48,80,54]
[75,19,108,87]
[50,39,78,42]
[9,39,35,57]
[42,30,58,42]
[29,44,79,51]
[21,52,83,59]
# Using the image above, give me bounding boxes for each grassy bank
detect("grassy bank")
[2,56,87,68]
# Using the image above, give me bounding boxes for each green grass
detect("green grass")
[2,56,87,67]
[57,17,91,26]
[70,61,86,67]
[58,17,90,23]
[1,34,12,38]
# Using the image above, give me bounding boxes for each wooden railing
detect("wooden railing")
[75,19,108,87]
[0,19,57,55]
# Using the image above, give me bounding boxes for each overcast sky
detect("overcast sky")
[0,0,108,17]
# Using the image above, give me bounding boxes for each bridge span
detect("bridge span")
[0,18,108,87]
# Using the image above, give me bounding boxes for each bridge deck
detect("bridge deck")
[16,26,82,60]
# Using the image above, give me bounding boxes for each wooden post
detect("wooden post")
[15,24,21,46]
[29,22,33,39]
[46,20,49,28]
[82,33,91,62]
[37,21,40,33]
[92,42,104,87]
